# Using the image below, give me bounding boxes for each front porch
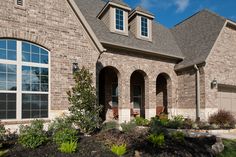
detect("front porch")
[98,66,172,123]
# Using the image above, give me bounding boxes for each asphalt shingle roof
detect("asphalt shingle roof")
[172,9,226,70]
[73,0,184,59]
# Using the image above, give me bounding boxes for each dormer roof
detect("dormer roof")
[97,0,131,19]
[129,6,155,20]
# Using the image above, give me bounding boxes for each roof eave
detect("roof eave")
[129,10,155,20]
[101,41,184,61]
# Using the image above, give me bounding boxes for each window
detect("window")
[141,16,148,37]
[112,83,118,107]
[115,8,124,31]
[133,85,142,109]
[0,39,49,120]
[16,0,24,6]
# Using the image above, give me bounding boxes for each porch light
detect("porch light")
[72,63,79,73]
[211,78,218,89]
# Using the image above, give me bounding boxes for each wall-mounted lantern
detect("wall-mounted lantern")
[211,78,218,89]
[72,63,79,74]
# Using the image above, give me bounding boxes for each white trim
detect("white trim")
[114,8,125,33]
[16,41,22,120]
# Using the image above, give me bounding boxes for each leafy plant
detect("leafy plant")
[149,117,168,135]
[182,118,194,129]
[0,122,5,148]
[18,120,47,149]
[120,121,137,133]
[167,115,184,129]
[147,133,165,147]
[171,131,185,141]
[111,144,127,156]
[53,128,77,146]
[59,140,78,154]
[101,121,118,131]
[48,116,72,135]
[67,67,103,134]
[134,117,149,126]
[209,110,236,129]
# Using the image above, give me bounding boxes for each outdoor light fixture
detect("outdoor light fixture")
[72,63,79,73]
[211,78,218,89]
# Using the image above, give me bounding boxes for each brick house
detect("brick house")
[0,0,236,126]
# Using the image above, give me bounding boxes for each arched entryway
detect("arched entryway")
[99,66,119,121]
[130,70,147,118]
[156,73,171,115]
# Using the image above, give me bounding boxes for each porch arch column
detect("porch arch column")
[145,78,156,120]
[118,74,131,123]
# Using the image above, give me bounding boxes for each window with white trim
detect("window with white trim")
[0,39,49,120]
[141,16,148,37]
[115,8,124,31]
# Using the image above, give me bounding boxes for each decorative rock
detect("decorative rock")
[211,137,224,155]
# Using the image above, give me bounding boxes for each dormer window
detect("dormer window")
[115,8,124,31]
[141,16,148,37]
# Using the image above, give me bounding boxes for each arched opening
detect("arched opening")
[99,66,119,121]
[130,70,147,118]
[156,73,171,115]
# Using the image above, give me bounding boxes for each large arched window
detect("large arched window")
[0,39,49,120]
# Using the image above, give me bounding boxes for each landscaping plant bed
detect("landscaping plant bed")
[4,129,218,157]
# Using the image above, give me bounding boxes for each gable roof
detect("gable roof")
[72,0,184,60]
[172,9,226,70]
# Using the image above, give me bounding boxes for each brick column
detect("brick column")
[118,75,131,123]
[145,79,156,120]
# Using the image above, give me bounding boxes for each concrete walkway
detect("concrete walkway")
[211,129,236,139]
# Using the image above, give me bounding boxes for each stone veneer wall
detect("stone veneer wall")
[97,48,179,122]
[0,0,100,119]
[205,24,236,118]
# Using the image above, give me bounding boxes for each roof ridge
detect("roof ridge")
[172,9,226,28]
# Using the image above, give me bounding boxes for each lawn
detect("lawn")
[218,139,236,157]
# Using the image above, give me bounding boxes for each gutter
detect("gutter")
[101,41,184,61]
[194,64,200,121]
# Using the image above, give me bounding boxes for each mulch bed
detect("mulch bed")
[4,129,217,157]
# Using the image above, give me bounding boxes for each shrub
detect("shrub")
[147,133,165,147]
[111,144,127,156]
[167,115,184,129]
[134,117,150,126]
[101,121,118,131]
[67,67,103,134]
[53,128,77,146]
[197,121,211,130]
[18,120,47,149]
[182,118,194,129]
[208,110,236,129]
[171,131,185,141]
[120,121,137,133]
[149,117,168,135]
[48,116,72,135]
[0,122,5,148]
[59,140,78,154]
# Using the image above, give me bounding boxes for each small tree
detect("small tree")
[67,67,102,134]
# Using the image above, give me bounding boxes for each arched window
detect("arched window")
[0,39,49,120]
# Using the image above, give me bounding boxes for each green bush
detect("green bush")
[18,120,47,149]
[209,110,236,129]
[48,117,72,135]
[0,122,5,148]
[120,121,137,133]
[111,144,127,156]
[101,121,118,131]
[59,140,78,154]
[53,128,77,146]
[149,117,168,135]
[134,117,149,126]
[67,67,103,134]
[147,133,165,147]
[171,131,185,141]
[167,115,184,129]
[182,118,194,129]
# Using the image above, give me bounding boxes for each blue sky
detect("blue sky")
[123,0,236,28]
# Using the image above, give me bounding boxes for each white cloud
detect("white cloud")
[175,0,190,13]
[138,0,190,13]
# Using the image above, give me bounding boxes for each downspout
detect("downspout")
[194,65,200,121]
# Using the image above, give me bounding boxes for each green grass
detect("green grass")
[217,139,236,157]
